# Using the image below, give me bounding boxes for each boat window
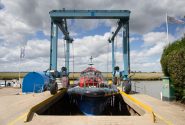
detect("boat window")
[80,72,86,76]
[80,71,103,78]
[86,71,94,76]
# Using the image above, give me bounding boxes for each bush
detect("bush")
[160,37,185,103]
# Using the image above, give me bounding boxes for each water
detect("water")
[0,79,163,100]
[131,80,163,100]
[69,80,163,100]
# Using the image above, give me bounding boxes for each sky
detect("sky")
[0,0,185,72]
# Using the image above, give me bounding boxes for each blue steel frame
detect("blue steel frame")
[49,10,130,79]
[122,22,130,79]
[50,21,58,71]
[109,20,130,80]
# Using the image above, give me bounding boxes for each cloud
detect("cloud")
[0,0,184,47]
[0,32,110,71]
[129,31,176,72]
[73,33,111,58]
[0,0,185,72]
[143,30,185,57]
[175,27,185,39]
[0,9,34,47]
[143,32,175,46]
[25,39,50,59]
[2,0,185,35]
[139,32,175,57]
[130,37,140,43]
[0,0,4,10]
[0,31,171,72]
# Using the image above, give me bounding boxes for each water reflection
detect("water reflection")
[132,81,163,100]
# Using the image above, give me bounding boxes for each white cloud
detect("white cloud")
[137,32,176,57]
[0,0,3,9]
[0,30,179,72]
[129,31,177,72]
[0,32,171,73]
[73,33,111,58]
[0,0,185,72]
[143,32,175,46]
[25,39,50,59]
[0,9,33,47]
[0,32,110,71]
[130,37,140,43]
[2,0,185,35]
[175,27,185,39]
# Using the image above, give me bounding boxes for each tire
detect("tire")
[50,82,58,95]
[43,84,48,91]
[124,81,131,94]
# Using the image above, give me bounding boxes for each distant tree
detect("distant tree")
[160,36,185,103]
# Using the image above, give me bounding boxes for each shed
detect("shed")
[22,72,49,93]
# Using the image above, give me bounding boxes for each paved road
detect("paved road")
[1,88,183,125]
[0,88,51,125]
[0,87,21,96]
[131,94,185,125]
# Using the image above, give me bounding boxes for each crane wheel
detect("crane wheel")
[50,82,58,95]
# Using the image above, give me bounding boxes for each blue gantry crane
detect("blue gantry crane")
[47,9,131,94]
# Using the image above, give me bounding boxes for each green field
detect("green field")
[69,72,164,80]
[0,72,163,80]
[129,72,164,80]
[0,72,27,80]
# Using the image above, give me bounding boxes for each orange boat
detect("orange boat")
[67,66,118,115]
[79,67,103,87]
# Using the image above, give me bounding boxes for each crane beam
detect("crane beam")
[110,21,123,41]
[50,10,130,19]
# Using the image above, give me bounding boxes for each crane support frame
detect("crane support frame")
[49,10,130,79]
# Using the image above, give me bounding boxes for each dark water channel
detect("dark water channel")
[39,93,132,116]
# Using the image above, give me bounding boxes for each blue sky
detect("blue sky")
[0,0,184,72]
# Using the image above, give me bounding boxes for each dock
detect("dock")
[131,94,185,125]
[0,87,184,125]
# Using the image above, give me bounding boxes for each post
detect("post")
[111,39,115,78]
[127,21,130,74]
[18,41,21,86]
[18,55,21,85]
[122,22,129,80]
[50,21,58,71]
[162,77,175,101]
[65,40,70,74]
[166,13,169,44]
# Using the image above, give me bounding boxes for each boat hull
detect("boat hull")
[68,87,118,115]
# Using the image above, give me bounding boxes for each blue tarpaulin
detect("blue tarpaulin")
[22,72,49,93]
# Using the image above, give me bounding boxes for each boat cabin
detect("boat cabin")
[79,67,103,87]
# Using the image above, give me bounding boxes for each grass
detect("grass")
[129,72,164,80]
[67,72,164,80]
[0,72,164,80]
[0,72,27,80]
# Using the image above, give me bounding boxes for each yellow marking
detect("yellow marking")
[119,89,155,122]
[119,89,173,125]
[26,89,67,122]
[154,113,174,125]
[8,112,27,125]
[70,80,74,84]
[119,90,153,112]
[108,80,112,84]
